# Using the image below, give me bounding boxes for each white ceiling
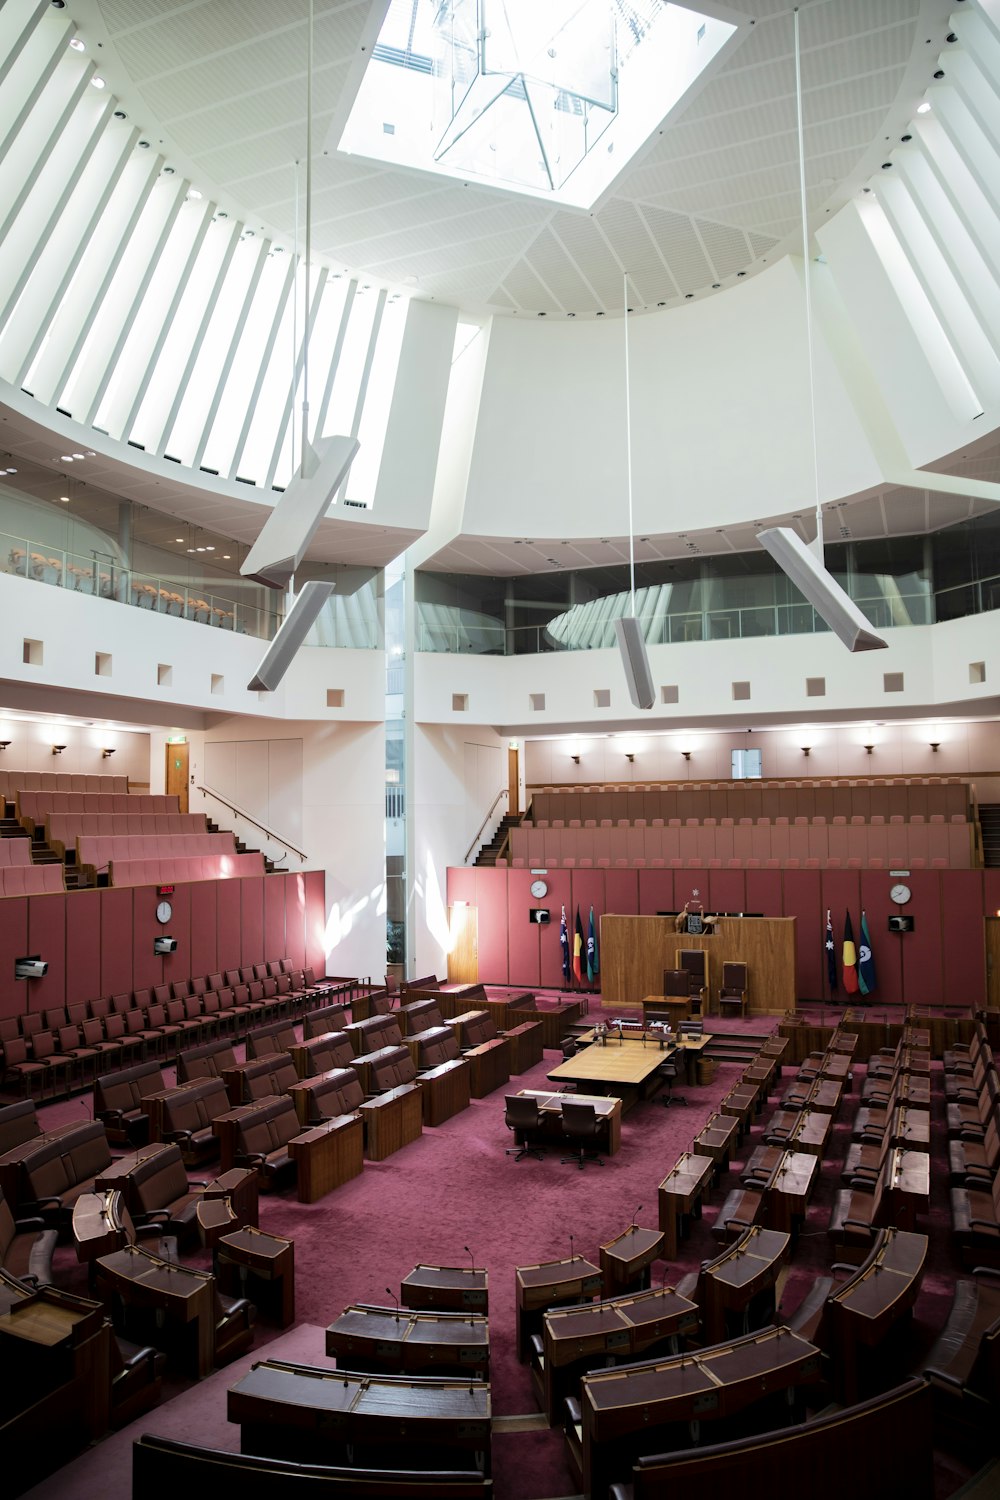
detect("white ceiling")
[78,0,957,317]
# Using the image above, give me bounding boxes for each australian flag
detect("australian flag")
[825,909,837,993]
[559,906,570,983]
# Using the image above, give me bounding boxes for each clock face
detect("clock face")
[155,900,173,924]
[889,884,911,906]
[529,879,548,899]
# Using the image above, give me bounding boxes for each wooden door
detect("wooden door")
[447,904,479,984]
[986,918,1000,1009]
[508,745,520,818]
[165,742,189,814]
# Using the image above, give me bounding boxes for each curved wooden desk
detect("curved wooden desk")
[326,1303,489,1378]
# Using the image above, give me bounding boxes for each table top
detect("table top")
[0,1293,101,1347]
[704,1226,790,1292]
[517,1256,603,1301]
[600,1225,664,1270]
[402,1264,488,1295]
[548,1039,672,1086]
[829,1229,927,1326]
[219,1225,293,1265]
[328,1304,488,1349]
[231,1360,491,1424]
[658,1152,715,1202]
[544,1286,698,1364]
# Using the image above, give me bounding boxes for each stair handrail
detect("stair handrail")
[196,783,308,862]
[464,787,509,864]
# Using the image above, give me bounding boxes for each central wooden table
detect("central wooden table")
[658,1152,715,1258]
[325,1303,489,1378]
[547,1036,677,1110]
[515,1089,622,1156]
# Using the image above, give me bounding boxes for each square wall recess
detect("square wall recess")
[969,661,986,684]
[326,688,345,708]
[594,689,611,708]
[452,693,469,712]
[660,685,679,705]
[806,677,825,697]
[883,672,904,693]
[529,693,546,712]
[22,638,42,666]
[732,681,750,701]
[95,652,111,677]
[157,663,172,686]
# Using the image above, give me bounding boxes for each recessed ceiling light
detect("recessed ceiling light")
[175,538,184,543]
[222,554,231,560]
[917,101,932,114]
[60,495,70,503]
[91,76,106,89]
[6,467,17,473]
[187,548,196,553]
[61,455,73,461]
[69,37,86,51]
[72,452,84,459]
[186,188,202,200]
[205,546,214,551]
[196,546,206,552]
[114,109,127,120]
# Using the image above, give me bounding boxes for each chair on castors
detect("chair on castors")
[560,1100,604,1169]
[656,1056,687,1108]
[504,1095,546,1162]
[718,962,748,1018]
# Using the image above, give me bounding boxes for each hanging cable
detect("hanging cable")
[623,270,636,617]
[794,6,823,562]
[301,0,314,476]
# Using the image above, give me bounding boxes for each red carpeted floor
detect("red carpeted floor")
[19,992,986,1498]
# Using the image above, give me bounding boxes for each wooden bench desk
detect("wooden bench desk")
[516,1256,603,1362]
[401,1264,488,1314]
[326,1304,489,1378]
[599,1225,664,1298]
[658,1152,714,1258]
[218,1225,295,1327]
[697,1225,791,1344]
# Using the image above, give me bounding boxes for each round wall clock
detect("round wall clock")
[156,899,173,924]
[530,879,548,899]
[889,883,911,905]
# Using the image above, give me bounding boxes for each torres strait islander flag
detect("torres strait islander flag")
[587,906,599,984]
[559,906,570,983]
[842,909,860,994]
[573,907,584,984]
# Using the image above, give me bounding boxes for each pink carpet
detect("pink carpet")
[19,997,981,1498]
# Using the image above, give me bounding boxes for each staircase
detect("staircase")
[474,813,522,867]
[980,805,1000,867]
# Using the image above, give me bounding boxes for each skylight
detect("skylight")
[338,1,739,210]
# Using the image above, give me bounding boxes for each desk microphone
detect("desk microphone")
[569,1234,575,1264]
[630,1205,643,1234]
[464,1245,475,1275]
[385,1286,400,1321]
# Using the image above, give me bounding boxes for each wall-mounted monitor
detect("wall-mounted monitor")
[888,915,914,933]
[530,908,551,925]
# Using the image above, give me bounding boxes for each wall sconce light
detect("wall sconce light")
[929,741,940,752]
[52,744,66,755]
[681,750,692,762]
[102,747,116,758]
[570,754,580,764]
[801,746,811,757]
[0,741,10,750]
[625,753,635,763]
[863,744,874,755]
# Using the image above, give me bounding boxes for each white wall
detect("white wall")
[0,571,385,723]
[414,612,999,733]
[409,723,506,978]
[0,712,149,783]
[151,716,387,982]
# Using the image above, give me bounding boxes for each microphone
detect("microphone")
[464,1245,475,1274]
[630,1205,642,1233]
[569,1233,575,1263]
[385,1286,400,1321]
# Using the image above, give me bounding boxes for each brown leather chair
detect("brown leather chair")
[560,1100,604,1170]
[0,1186,57,1282]
[718,961,748,1018]
[504,1095,545,1162]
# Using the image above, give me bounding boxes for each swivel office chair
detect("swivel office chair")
[504,1095,545,1162]
[656,1056,687,1108]
[560,1100,604,1169]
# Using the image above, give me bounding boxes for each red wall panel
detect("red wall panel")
[65,891,102,1007]
[983,870,1000,918]
[447,868,477,904]
[284,875,307,969]
[0,898,29,1022]
[161,881,191,990]
[858,872,903,1005]
[935,869,984,1005]
[216,879,242,973]
[708,869,746,914]
[506,869,541,987]
[745,870,783,916]
[189,880,218,979]
[100,888,133,998]
[638,869,674,915]
[264,876,286,965]
[675,870,708,913]
[25,895,66,1014]
[473,868,509,985]
[897,872,943,1006]
[303,870,326,975]
[604,869,638,915]
[780,870,822,999]
[240,877,265,969]
[132,888,164,991]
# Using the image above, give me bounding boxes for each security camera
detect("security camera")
[15,957,48,979]
[153,936,177,955]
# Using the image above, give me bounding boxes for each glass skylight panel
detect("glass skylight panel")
[338,1,738,210]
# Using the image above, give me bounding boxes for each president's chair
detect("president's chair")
[504,1095,545,1162]
[719,961,748,1018]
[677,949,708,1015]
[560,1100,604,1170]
